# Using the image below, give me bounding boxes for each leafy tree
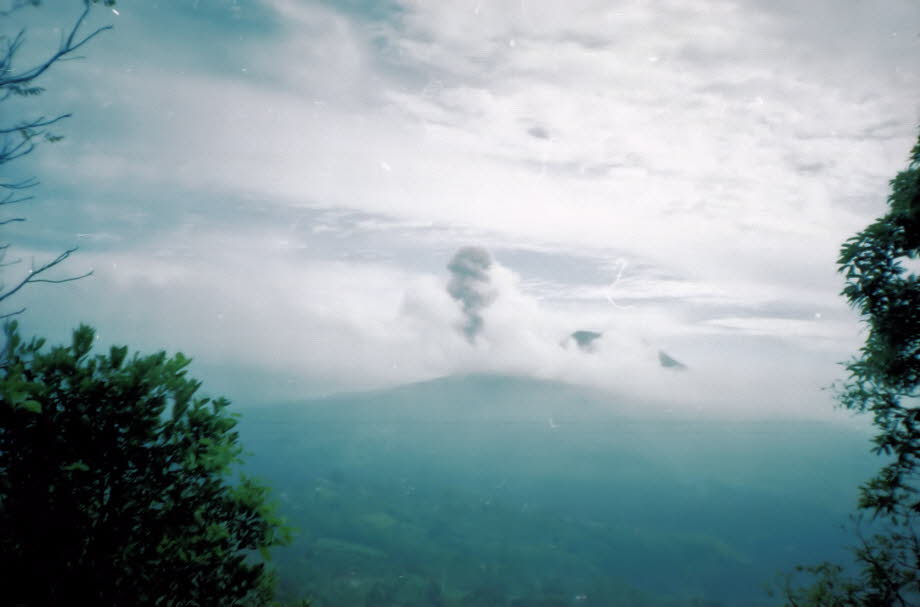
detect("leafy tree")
[0,321,292,606]
[780,131,920,605]
[0,0,111,318]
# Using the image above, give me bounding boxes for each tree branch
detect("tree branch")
[0,190,33,206]
[0,307,25,320]
[0,113,71,135]
[0,177,38,191]
[0,247,93,304]
[0,3,112,89]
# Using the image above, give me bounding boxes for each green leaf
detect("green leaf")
[7,390,28,404]
[0,321,284,605]
[18,400,41,414]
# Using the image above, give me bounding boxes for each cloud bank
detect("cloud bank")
[11,236,854,421]
[10,0,917,423]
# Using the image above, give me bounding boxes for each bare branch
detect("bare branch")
[0,113,71,135]
[25,270,93,285]
[0,247,93,304]
[0,307,25,320]
[0,4,112,89]
[0,177,38,191]
[0,31,26,76]
[0,2,107,316]
[0,135,35,164]
[0,191,33,206]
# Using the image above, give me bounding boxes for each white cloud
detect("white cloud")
[702,315,841,336]
[15,0,919,416]
[10,233,845,418]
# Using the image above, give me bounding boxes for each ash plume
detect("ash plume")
[447,246,497,342]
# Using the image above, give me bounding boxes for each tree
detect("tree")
[0,0,111,318]
[0,321,292,606]
[780,131,920,605]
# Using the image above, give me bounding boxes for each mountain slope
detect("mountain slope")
[238,374,875,607]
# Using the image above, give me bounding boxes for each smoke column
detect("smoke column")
[446,246,496,342]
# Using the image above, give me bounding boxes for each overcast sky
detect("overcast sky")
[6,0,920,416]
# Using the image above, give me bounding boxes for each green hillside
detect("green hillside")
[238,374,876,606]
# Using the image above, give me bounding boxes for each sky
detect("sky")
[4,0,920,416]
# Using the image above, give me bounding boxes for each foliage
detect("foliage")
[781,131,920,605]
[0,321,292,606]
[0,0,109,317]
